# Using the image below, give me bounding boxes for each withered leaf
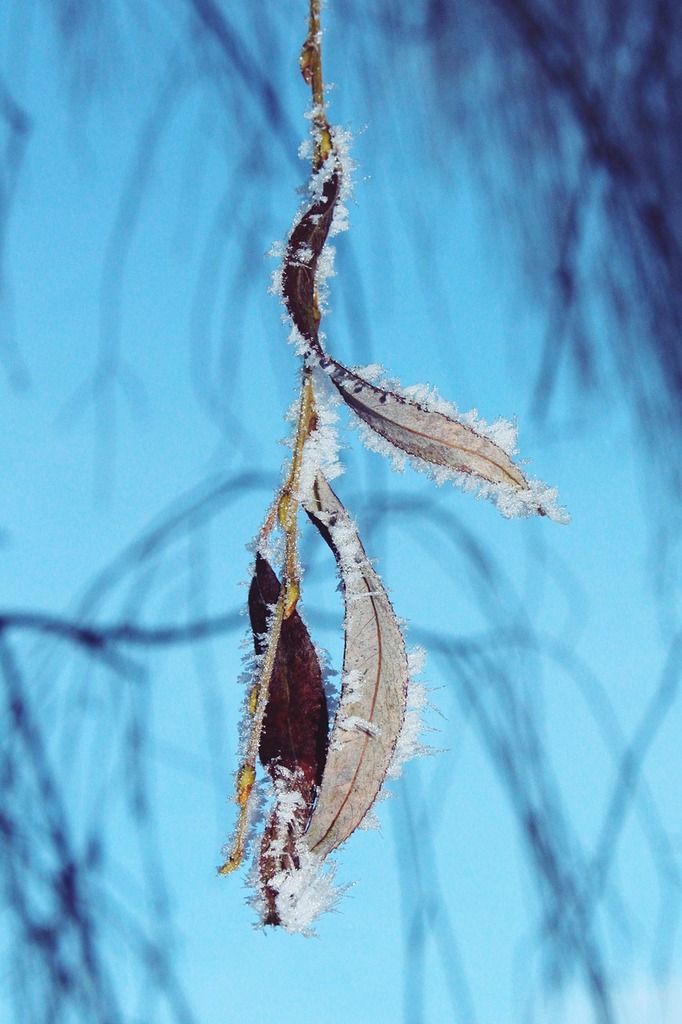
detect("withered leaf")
[249,553,328,789]
[249,554,329,924]
[258,768,311,927]
[303,474,408,859]
[326,359,530,492]
[281,162,341,349]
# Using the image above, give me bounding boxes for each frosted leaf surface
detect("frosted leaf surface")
[275,126,353,357]
[327,360,525,486]
[248,554,328,788]
[281,157,342,350]
[266,845,341,935]
[303,473,408,860]
[321,359,569,522]
[251,769,342,936]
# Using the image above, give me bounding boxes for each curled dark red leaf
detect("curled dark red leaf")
[248,554,329,924]
[249,553,328,788]
[281,162,341,350]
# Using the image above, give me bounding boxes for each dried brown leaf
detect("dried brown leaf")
[303,474,408,859]
[281,163,341,349]
[326,360,528,491]
[249,553,328,789]
[249,554,329,923]
[257,767,312,927]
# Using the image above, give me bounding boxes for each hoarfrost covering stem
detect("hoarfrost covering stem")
[294,368,344,502]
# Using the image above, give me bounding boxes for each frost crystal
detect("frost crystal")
[338,715,379,738]
[295,369,344,500]
[388,648,433,780]
[250,769,343,936]
[264,848,341,936]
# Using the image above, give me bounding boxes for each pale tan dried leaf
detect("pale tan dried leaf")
[303,473,408,859]
[326,359,528,490]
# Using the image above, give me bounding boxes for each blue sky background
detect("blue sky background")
[1,3,680,1023]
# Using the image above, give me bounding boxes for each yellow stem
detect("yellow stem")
[218,595,285,874]
[219,372,317,874]
[301,0,332,168]
[280,370,316,616]
[221,0,329,876]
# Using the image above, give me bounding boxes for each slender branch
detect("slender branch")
[0,610,241,648]
[279,368,317,615]
[219,370,318,874]
[300,0,332,168]
[219,0,329,875]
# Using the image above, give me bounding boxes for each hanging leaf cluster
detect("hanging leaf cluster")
[219,0,568,933]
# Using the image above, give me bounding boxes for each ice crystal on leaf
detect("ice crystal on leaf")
[220,0,568,933]
[387,648,434,780]
[247,769,343,937]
